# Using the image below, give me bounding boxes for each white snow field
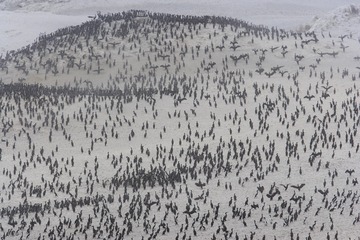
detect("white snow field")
[1,0,360,55]
[0,10,87,58]
[0,5,360,240]
[309,4,360,38]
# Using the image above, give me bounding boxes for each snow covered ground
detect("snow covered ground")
[0,9,360,240]
[0,0,360,55]
[1,2,360,240]
[309,4,360,37]
[0,11,87,57]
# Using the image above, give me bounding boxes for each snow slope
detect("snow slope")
[309,4,360,38]
[0,9,360,240]
[0,11,87,56]
[1,0,360,55]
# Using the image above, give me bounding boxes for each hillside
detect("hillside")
[1,0,359,55]
[0,10,360,240]
[309,4,360,38]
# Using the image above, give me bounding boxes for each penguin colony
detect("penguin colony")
[0,9,360,240]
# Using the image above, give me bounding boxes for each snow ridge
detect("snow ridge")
[309,4,360,37]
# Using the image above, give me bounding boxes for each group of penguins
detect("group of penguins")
[0,9,360,240]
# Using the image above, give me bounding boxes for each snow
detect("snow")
[0,11,87,56]
[0,0,359,55]
[0,3,360,240]
[309,4,360,38]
